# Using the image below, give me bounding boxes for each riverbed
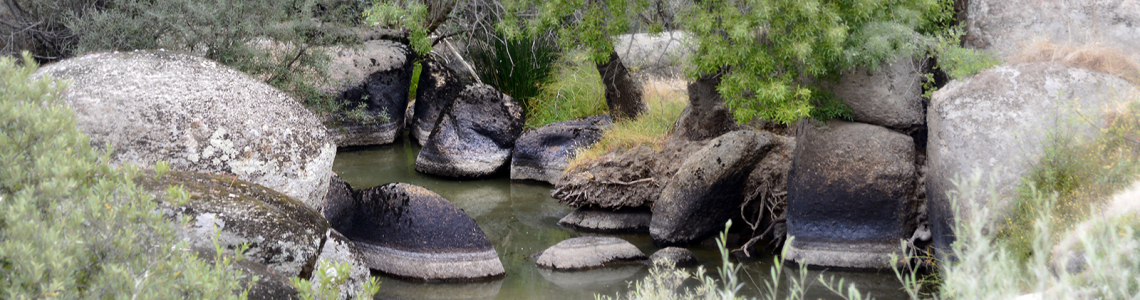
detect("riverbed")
[332,137,907,300]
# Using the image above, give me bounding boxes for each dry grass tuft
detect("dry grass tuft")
[1017,38,1140,85]
[565,77,689,170]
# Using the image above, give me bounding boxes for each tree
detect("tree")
[498,0,652,120]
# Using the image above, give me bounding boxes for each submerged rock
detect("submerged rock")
[557,206,651,233]
[411,59,469,146]
[511,115,611,184]
[786,120,916,269]
[651,130,775,247]
[537,265,645,290]
[136,170,328,278]
[323,39,415,146]
[35,51,335,211]
[535,237,647,270]
[649,247,698,268]
[331,183,504,281]
[417,84,525,178]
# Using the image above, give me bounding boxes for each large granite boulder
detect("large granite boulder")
[965,0,1140,64]
[613,31,693,80]
[832,58,926,130]
[535,237,647,270]
[786,120,917,269]
[511,115,612,184]
[927,62,1139,258]
[411,58,469,146]
[136,170,328,278]
[329,183,504,281]
[323,39,415,146]
[651,130,775,247]
[35,51,335,211]
[557,207,652,233]
[416,84,525,177]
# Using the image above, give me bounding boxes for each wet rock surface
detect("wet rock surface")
[417,84,525,178]
[649,247,699,268]
[35,51,335,211]
[136,170,329,278]
[651,130,775,247]
[329,183,504,281]
[323,39,416,146]
[927,62,1140,257]
[411,59,469,146]
[557,206,651,233]
[535,237,647,270]
[786,120,916,269]
[511,115,612,184]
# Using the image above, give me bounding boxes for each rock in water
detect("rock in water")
[416,84,525,178]
[786,120,916,269]
[332,183,504,281]
[557,207,651,233]
[535,237,647,270]
[135,171,328,278]
[649,247,699,268]
[511,115,611,184]
[651,130,775,247]
[927,62,1140,258]
[411,58,469,146]
[323,39,415,146]
[35,51,335,211]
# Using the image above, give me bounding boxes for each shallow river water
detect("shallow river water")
[332,137,908,300]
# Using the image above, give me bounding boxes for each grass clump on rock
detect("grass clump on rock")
[524,50,610,129]
[0,53,249,298]
[566,78,688,168]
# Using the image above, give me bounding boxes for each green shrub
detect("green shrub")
[468,30,560,115]
[525,50,609,129]
[290,260,380,300]
[0,53,249,299]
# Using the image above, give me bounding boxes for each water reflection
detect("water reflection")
[333,138,908,300]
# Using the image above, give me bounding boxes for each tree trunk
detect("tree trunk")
[595,51,645,120]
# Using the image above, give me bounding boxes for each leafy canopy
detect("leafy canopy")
[498,0,653,64]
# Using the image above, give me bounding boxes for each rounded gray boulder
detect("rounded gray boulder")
[557,207,651,233]
[323,39,415,147]
[35,51,335,210]
[511,115,611,184]
[535,236,647,270]
[416,84,525,178]
[330,183,505,281]
[649,247,698,268]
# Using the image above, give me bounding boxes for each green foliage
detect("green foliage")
[290,260,380,300]
[928,28,1002,80]
[0,52,249,298]
[364,0,432,55]
[525,50,609,129]
[468,31,560,120]
[154,160,171,179]
[59,0,361,116]
[499,0,653,64]
[409,62,423,101]
[166,184,191,206]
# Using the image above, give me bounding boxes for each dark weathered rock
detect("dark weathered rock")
[411,59,469,146]
[651,130,775,247]
[35,51,335,211]
[323,39,415,146]
[649,247,699,268]
[552,139,707,209]
[597,51,646,120]
[786,120,916,269]
[136,171,329,278]
[535,237,647,270]
[557,206,651,233]
[322,173,355,230]
[672,73,741,141]
[332,183,504,281]
[832,58,926,129]
[416,84,525,178]
[927,62,1139,258]
[965,0,1140,64]
[740,134,796,244]
[511,115,612,184]
[313,229,371,300]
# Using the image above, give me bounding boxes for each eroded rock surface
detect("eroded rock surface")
[323,39,416,146]
[651,130,776,247]
[329,183,504,281]
[535,237,647,270]
[511,115,611,184]
[36,51,335,210]
[557,207,651,233]
[417,84,525,178]
[786,120,916,269]
[136,171,328,278]
[411,58,468,146]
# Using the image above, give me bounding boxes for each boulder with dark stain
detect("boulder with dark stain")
[785,120,916,269]
[411,58,469,146]
[331,183,505,281]
[650,130,775,247]
[416,84,525,178]
[323,39,416,146]
[511,115,611,184]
